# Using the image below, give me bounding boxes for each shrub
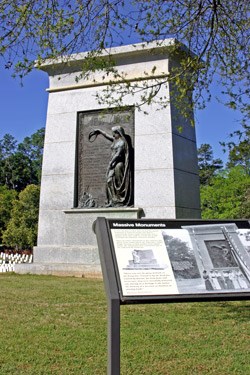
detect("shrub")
[0,186,17,241]
[201,166,250,219]
[2,185,40,250]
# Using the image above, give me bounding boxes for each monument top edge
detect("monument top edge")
[38,38,191,70]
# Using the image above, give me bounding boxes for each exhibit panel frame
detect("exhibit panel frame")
[94,217,250,303]
[94,217,250,375]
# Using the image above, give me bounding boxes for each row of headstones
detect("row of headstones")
[0,252,33,273]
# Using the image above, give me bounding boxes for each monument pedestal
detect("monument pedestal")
[15,208,143,277]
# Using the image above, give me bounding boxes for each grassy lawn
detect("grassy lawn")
[0,274,249,375]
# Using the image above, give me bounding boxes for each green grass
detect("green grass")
[0,274,249,375]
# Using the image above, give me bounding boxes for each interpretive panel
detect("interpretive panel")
[106,220,250,300]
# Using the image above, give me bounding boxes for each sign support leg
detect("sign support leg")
[108,298,120,375]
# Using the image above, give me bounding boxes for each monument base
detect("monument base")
[14,245,101,278]
[15,207,143,277]
[14,261,102,278]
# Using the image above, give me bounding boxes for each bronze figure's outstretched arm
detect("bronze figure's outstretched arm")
[88,129,113,142]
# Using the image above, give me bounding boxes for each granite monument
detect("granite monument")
[15,39,201,277]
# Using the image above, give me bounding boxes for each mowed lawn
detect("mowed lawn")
[0,274,249,375]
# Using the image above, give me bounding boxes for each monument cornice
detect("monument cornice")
[46,73,169,93]
[39,38,196,91]
[40,38,178,71]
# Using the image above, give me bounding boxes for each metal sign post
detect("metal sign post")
[108,298,120,375]
[94,217,121,375]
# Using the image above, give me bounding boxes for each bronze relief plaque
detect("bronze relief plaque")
[77,108,134,208]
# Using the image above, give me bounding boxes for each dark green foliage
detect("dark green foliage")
[2,185,40,249]
[0,185,17,241]
[0,133,17,157]
[0,128,44,191]
[227,140,250,173]
[197,143,223,185]
[0,133,17,187]
[0,129,43,248]
[221,124,250,174]
[17,127,45,184]
[1,152,34,191]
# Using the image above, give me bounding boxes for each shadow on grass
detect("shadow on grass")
[216,301,250,322]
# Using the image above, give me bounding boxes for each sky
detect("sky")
[0,66,242,165]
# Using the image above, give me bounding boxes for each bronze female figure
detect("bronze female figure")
[89,126,133,207]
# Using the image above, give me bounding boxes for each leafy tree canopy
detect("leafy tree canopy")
[200,166,250,219]
[0,1,249,121]
[2,184,40,250]
[0,128,45,190]
[197,143,223,185]
[18,127,45,184]
[220,123,250,174]
[0,134,17,158]
[0,185,17,240]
